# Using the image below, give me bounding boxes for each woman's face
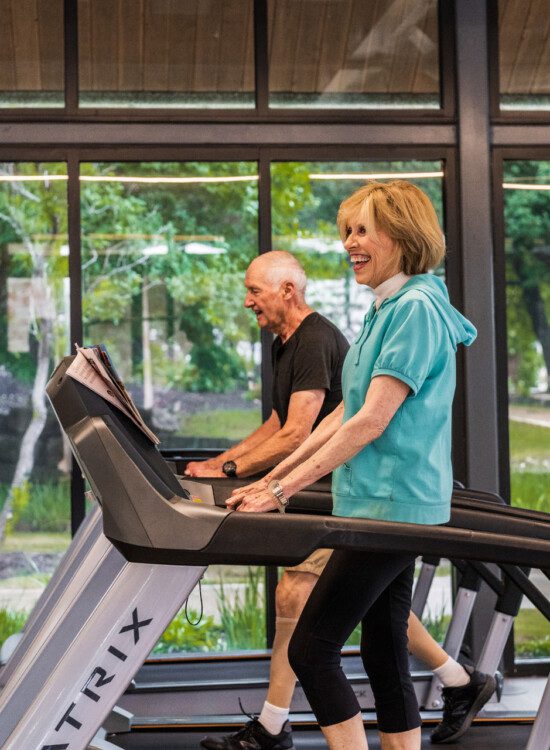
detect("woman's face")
[343,216,401,289]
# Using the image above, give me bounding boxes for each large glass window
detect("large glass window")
[503,160,550,660]
[499,0,550,111]
[80,162,261,449]
[504,160,550,514]
[0,162,70,645]
[268,0,440,109]
[78,0,255,109]
[0,0,64,108]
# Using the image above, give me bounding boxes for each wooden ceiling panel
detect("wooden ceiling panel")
[0,1,16,90]
[143,0,171,91]
[268,0,303,91]
[118,0,144,91]
[167,0,199,92]
[217,0,253,91]
[2,0,547,101]
[499,0,550,95]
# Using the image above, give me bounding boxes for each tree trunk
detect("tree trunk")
[0,319,52,541]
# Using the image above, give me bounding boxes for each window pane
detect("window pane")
[0,0,64,108]
[80,162,260,450]
[504,161,550,517]
[271,161,444,339]
[268,0,440,109]
[78,0,255,109]
[499,0,550,111]
[0,163,70,647]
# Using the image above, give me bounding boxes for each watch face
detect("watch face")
[223,461,237,477]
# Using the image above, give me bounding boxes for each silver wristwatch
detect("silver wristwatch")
[267,480,289,513]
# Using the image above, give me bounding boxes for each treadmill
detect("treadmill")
[1,355,549,750]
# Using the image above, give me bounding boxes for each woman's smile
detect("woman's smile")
[350,254,371,272]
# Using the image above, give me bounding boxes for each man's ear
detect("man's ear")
[282,281,295,299]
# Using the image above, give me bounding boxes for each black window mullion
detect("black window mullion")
[64,0,79,115]
[254,0,270,116]
[68,152,85,534]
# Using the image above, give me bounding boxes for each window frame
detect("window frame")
[0,0,455,123]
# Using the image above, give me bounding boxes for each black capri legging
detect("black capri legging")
[287,548,421,734]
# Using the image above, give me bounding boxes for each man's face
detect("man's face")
[244,264,286,333]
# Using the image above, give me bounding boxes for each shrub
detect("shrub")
[422,607,451,644]
[516,635,550,658]
[6,481,31,535]
[0,608,27,650]
[217,567,266,650]
[153,609,222,654]
[15,481,71,533]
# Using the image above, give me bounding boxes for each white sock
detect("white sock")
[433,656,470,688]
[259,700,289,735]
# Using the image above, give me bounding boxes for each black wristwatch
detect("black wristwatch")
[222,460,238,477]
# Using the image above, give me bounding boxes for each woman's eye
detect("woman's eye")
[358,225,366,235]
[345,227,352,237]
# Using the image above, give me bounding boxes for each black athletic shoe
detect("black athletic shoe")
[430,665,496,744]
[200,718,295,749]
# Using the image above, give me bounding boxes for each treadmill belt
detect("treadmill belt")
[108,723,532,749]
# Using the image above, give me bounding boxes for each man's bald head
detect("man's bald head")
[244,251,309,336]
[247,251,307,298]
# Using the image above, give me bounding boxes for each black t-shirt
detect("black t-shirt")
[271,312,349,430]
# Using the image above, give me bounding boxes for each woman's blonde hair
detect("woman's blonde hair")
[336,180,445,275]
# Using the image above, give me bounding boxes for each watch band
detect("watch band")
[268,480,289,513]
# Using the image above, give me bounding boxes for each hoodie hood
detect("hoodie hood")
[386,274,477,349]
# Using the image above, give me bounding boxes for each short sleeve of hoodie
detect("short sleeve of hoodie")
[371,297,438,396]
[291,325,337,393]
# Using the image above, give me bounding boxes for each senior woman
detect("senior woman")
[228,180,477,750]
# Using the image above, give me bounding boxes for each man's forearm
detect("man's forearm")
[209,416,280,466]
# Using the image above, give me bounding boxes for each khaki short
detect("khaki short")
[285,548,333,576]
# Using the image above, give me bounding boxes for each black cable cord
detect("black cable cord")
[184,577,204,626]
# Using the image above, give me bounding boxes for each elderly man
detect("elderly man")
[185,251,348,479]
[196,252,493,750]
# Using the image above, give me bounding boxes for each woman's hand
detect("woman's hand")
[226,475,270,509]
[226,475,279,512]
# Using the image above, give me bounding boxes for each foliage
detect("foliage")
[0,608,27,651]
[515,608,550,658]
[504,160,550,394]
[13,482,71,533]
[6,481,31,535]
[216,567,266,650]
[422,607,451,644]
[515,636,550,658]
[153,609,223,654]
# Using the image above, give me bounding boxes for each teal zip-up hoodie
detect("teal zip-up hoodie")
[332,274,477,525]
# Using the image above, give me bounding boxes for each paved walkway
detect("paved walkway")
[510,405,550,428]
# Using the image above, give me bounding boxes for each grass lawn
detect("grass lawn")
[509,419,550,463]
[509,418,550,513]
[180,409,262,441]
[0,532,71,554]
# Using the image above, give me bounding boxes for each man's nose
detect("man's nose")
[244,294,253,307]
